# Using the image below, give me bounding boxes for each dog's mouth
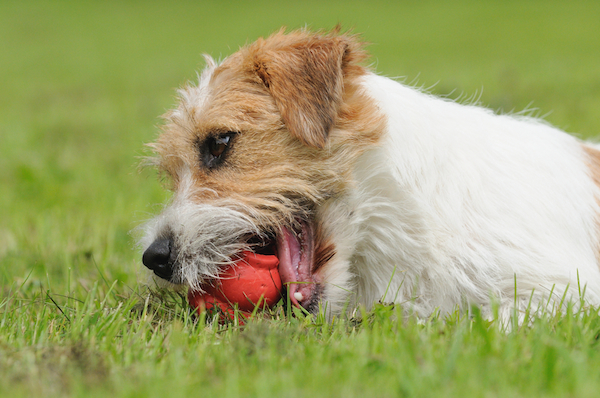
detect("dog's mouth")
[246,219,317,310]
[143,215,321,312]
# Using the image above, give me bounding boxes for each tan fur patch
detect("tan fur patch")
[583,145,600,187]
[248,29,367,148]
[583,144,600,266]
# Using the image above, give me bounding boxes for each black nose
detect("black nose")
[142,237,174,280]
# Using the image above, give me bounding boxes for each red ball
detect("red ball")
[188,251,282,319]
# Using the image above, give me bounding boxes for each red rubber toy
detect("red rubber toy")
[188,251,282,319]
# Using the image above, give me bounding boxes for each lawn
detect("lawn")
[1,0,600,397]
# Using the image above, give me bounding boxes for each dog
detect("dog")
[140,28,600,323]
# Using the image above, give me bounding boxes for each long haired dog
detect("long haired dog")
[141,29,600,322]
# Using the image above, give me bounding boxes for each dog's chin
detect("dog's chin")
[245,219,318,311]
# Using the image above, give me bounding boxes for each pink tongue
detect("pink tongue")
[276,224,313,308]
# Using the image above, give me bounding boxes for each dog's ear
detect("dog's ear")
[251,33,361,148]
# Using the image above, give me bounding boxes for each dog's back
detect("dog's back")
[347,73,600,320]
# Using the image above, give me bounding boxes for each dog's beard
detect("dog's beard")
[139,196,263,291]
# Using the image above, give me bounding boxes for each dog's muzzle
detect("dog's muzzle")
[139,187,322,311]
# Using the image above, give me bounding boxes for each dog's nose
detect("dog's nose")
[142,237,174,280]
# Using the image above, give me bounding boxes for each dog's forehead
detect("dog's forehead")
[173,56,281,140]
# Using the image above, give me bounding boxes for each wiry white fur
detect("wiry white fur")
[314,73,600,323]
[169,55,217,133]
[140,169,261,292]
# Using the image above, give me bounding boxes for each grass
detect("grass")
[4,290,600,398]
[1,0,600,396]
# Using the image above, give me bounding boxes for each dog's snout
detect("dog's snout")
[142,237,174,280]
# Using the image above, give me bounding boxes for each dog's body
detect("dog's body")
[141,29,600,322]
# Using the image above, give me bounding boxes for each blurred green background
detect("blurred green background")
[1,0,600,294]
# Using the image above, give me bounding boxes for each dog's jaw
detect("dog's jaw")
[141,197,325,310]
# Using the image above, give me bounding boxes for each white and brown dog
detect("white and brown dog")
[140,29,600,322]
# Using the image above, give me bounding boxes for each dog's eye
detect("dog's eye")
[201,132,237,169]
[209,135,231,158]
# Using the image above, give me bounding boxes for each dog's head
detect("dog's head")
[140,29,385,313]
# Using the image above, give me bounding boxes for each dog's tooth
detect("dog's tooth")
[294,292,304,302]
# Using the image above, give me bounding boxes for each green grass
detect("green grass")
[2,0,600,396]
